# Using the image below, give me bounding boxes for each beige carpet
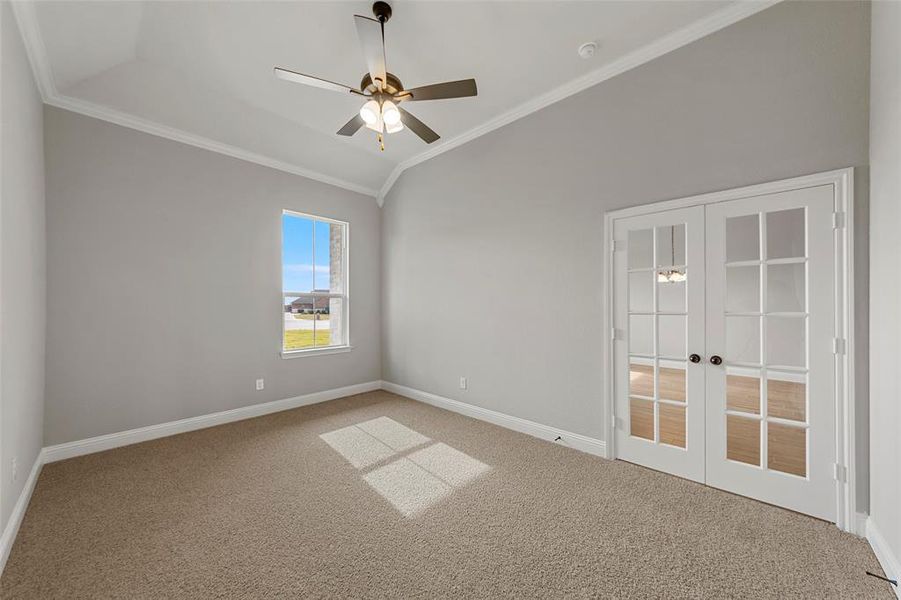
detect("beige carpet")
[0,390,891,598]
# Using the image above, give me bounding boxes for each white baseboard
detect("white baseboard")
[0,451,44,575]
[856,512,869,538]
[1,381,382,576]
[43,380,382,463]
[380,381,607,458]
[867,517,901,598]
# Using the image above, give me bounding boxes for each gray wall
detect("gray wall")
[43,107,381,445]
[1,3,46,532]
[868,0,900,576]
[382,1,869,466]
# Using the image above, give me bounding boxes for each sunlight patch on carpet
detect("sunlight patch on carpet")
[319,424,397,469]
[356,416,431,451]
[320,417,491,517]
[363,460,453,517]
[407,443,492,487]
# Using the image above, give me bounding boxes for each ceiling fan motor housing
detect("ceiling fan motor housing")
[372,1,392,23]
[361,72,404,95]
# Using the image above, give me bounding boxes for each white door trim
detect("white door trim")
[602,167,856,533]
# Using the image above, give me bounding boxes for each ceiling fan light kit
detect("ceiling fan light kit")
[274,1,478,152]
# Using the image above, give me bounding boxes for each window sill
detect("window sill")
[281,345,353,359]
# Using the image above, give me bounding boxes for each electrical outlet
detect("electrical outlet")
[255,379,265,391]
[459,376,467,390]
[11,457,17,482]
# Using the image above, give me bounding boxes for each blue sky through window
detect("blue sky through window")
[283,213,331,292]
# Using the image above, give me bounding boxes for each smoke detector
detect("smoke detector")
[578,42,598,59]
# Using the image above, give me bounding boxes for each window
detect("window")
[282,211,348,354]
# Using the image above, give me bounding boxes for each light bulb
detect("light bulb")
[385,119,404,134]
[365,110,384,133]
[382,100,401,126]
[359,100,379,125]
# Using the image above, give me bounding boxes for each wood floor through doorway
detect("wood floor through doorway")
[629,364,808,475]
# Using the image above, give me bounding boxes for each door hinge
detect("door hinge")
[832,212,845,229]
[612,240,625,253]
[610,327,617,341]
[833,463,847,483]
[833,338,846,355]
[611,415,617,429]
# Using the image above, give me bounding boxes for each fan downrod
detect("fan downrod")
[372,2,392,23]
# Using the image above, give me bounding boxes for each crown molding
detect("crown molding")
[376,164,404,207]
[9,1,379,199]
[45,94,380,198]
[375,0,780,206]
[14,0,778,208]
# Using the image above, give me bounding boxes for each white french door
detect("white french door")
[612,183,839,522]
[613,206,706,482]
[704,185,835,521]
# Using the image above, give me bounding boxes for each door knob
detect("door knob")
[689,353,701,363]
[710,355,723,365]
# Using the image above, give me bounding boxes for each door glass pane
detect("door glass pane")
[628,229,653,269]
[767,374,806,422]
[726,214,759,262]
[629,315,654,356]
[726,370,760,414]
[655,224,685,266]
[630,398,654,441]
[767,263,805,313]
[657,277,686,313]
[766,316,805,367]
[659,403,686,448]
[766,208,805,259]
[629,271,653,312]
[658,365,686,402]
[726,316,760,364]
[658,315,685,358]
[767,423,806,477]
[727,415,760,466]
[726,265,760,313]
[629,362,654,398]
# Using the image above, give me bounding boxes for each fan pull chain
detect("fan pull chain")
[378,133,384,152]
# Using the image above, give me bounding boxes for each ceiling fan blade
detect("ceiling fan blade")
[274,67,361,95]
[354,15,387,90]
[336,113,366,137]
[398,107,439,144]
[401,79,477,102]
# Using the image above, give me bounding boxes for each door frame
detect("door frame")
[602,167,857,533]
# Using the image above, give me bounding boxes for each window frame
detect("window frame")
[280,209,350,358]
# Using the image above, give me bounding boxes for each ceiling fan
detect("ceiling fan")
[274,1,477,151]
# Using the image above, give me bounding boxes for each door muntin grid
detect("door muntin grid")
[723,208,809,478]
[627,224,688,449]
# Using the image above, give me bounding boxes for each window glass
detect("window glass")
[283,212,348,352]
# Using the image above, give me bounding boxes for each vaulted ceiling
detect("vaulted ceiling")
[14,1,773,202]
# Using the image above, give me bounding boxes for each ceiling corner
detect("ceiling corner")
[10,0,57,101]
[376,164,406,207]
